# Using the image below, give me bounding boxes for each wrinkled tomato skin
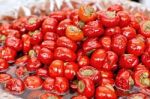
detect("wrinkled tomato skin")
[49,60,64,78]
[129,21,140,30]
[0,73,12,83]
[95,86,117,99]
[141,52,150,68]
[15,55,29,66]
[56,19,73,36]
[105,26,121,36]
[111,34,127,55]
[139,21,150,38]
[42,18,58,33]
[44,32,58,41]
[22,34,31,54]
[41,40,56,51]
[99,36,111,51]
[77,55,90,68]
[0,58,9,71]
[42,77,54,91]
[54,47,76,62]
[100,78,114,86]
[83,21,104,37]
[15,66,28,78]
[36,68,48,78]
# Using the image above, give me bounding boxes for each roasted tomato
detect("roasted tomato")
[139,20,150,37]
[0,73,12,83]
[115,69,134,90]
[54,77,69,94]
[0,58,9,71]
[24,76,43,90]
[54,47,76,62]
[119,54,139,69]
[77,78,95,98]
[111,34,127,55]
[66,25,84,41]
[5,78,25,94]
[83,20,104,37]
[95,85,117,99]
[40,93,62,99]
[57,19,73,36]
[98,11,120,27]
[64,62,79,80]
[78,5,96,22]
[56,36,77,51]
[42,77,55,91]
[42,18,58,33]
[77,66,101,83]
[49,60,64,78]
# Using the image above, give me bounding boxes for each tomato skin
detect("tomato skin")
[29,30,43,45]
[127,36,146,56]
[57,19,73,36]
[117,11,131,27]
[54,77,69,94]
[77,66,101,84]
[141,52,150,68]
[95,85,117,99]
[90,49,106,70]
[49,60,64,78]
[107,4,123,12]
[56,36,77,51]
[105,26,121,36]
[0,47,16,62]
[5,36,22,51]
[115,69,134,90]
[66,25,84,41]
[98,11,120,27]
[119,54,139,69]
[5,78,25,94]
[77,78,95,98]
[2,29,21,38]
[36,68,48,78]
[129,21,140,30]
[44,32,58,41]
[41,40,56,51]
[100,70,114,78]
[50,11,66,21]
[83,21,104,37]
[83,37,101,54]
[15,66,28,79]
[42,18,58,33]
[40,93,62,99]
[54,47,76,62]
[127,93,147,99]
[26,57,41,71]
[25,15,42,31]
[22,34,31,54]
[100,78,114,86]
[121,26,136,40]
[42,77,54,91]
[0,58,9,71]
[64,62,79,80]
[99,36,111,51]
[38,47,53,64]
[111,34,127,55]
[134,69,150,88]
[139,20,150,37]
[78,5,96,22]
[15,55,29,66]
[0,73,12,83]
[77,55,89,68]
[72,95,87,99]
[24,76,43,90]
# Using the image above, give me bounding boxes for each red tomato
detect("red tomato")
[57,19,73,36]
[64,62,79,80]
[107,4,123,12]
[54,77,69,93]
[100,78,114,86]
[50,11,66,21]
[77,66,101,83]
[98,11,120,27]
[77,55,90,68]
[129,21,140,30]
[0,73,12,83]
[142,52,150,68]
[121,26,136,40]
[78,5,96,22]
[115,69,134,90]
[54,47,76,62]
[42,77,54,91]
[42,18,58,33]
[95,85,117,99]
[41,40,56,51]
[77,78,95,98]
[24,76,43,90]
[22,34,31,54]
[100,70,114,78]
[83,20,104,37]
[38,47,53,64]
[56,36,77,51]
[72,95,87,99]
[15,66,28,78]
[99,36,111,51]
[15,55,29,66]
[105,26,121,36]
[111,34,127,55]
[49,60,64,78]
[0,58,9,71]
[44,32,58,41]
[119,54,139,69]
[36,68,48,78]
[139,20,150,37]
[5,78,25,94]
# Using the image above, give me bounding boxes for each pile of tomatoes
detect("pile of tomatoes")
[0,4,150,99]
